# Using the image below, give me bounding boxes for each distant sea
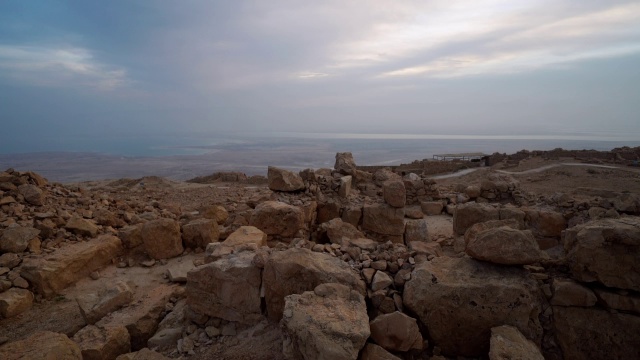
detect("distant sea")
[1,132,639,182]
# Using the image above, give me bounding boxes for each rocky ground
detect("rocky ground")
[0,148,639,360]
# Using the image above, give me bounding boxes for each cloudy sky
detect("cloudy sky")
[1,1,639,153]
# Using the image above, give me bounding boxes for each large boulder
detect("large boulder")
[0,331,82,360]
[263,248,365,321]
[72,325,131,360]
[0,288,34,318]
[268,166,305,192]
[564,217,640,291]
[489,325,544,360]
[281,283,369,360]
[453,202,499,235]
[554,306,640,360]
[465,227,545,265]
[186,251,262,324]
[65,217,99,237]
[141,219,183,260]
[334,152,357,176]
[464,218,521,245]
[0,226,40,253]
[318,218,364,244]
[222,226,267,247]
[21,235,122,298]
[362,203,405,236]
[369,311,423,352]
[383,180,406,208]
[403,256,542,357]
[18,184,45,206]
[250,201,304,239]
[200,205,229,225]
[181,219,219,249]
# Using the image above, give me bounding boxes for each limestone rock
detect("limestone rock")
[77,281,134,324]
[18,184,45,206]
[420,201,443,215]
[21,235,123,298]
[369,311,423,352]
[0,226,40,253]
[250,201,304,238]
[371,271,393,291]
[564,217,640,291]
[338,175,352,198]
[334,152,357,176]
[0,253,21,269]
[404,219,429,243]
[281,283,369,360]
[465,227,544,265]
[319,218,364,244]
[200,205,229,225]
[464,219,520,246]
[263,248,365,321]
[550,279,597,307]
[0,331,82,360]
[267,166,305,192]
[363,203,405,236]
[146,328,182,350]
[403,256,542,357]
[187,251,262,324]
[181,218,219,249]
[0,288,34,318]
[65,217,99,237]
[72,325,131,360]
[408,241,442,258]
[453,202,499,235]
[141,219,183,260]
[223,225,267,247]
[360,343,402,360]
[118,225,143,249]
[554,306,640,360]
[383,180,406,208]
[115,348,170,360]
[525,209,566,237]
[464,185,481,199]
[489,325,544,360]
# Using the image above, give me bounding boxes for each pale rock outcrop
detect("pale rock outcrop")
[181,218,219,249]
[281,283,369,360]
[489,325,544,360]
[334,152,357,176]
[21,235,122,298]
[186,251,262,324]
[554,306,640,360]
[453,202,499,235]
[200,205,229,225]
[564,217,640,291]
[0,226,40,253]
[263,248,365,321]
[141,219,183,260]
[369,311,423,352]
[268,166,305,192]
[72,325,131,360]
[403,256,542,357]
[465,227,545,265]
[222,225,267,247]
[250,201,304,239]
[0,288,34,318]
[77,281,134,324]
[550,279,597,307]
[362,203,405,237]
[0,331,82,360]
[383,180,406,208]
[65,217,99,237]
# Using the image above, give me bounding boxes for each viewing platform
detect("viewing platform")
[432,152,488,161]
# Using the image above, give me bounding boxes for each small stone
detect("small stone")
[90,271,100,280]
[12,277,29,289]
[205,326,221,338]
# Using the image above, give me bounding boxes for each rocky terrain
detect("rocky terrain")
[0,147,639,360]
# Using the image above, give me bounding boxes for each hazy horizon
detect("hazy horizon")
[1,1,639,154]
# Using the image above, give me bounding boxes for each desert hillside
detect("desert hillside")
[1,147,640,360]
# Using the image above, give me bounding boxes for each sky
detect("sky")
[1,0,640,154]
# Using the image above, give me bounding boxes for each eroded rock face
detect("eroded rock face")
[564,217,640,291]
[334,152,357,176]
[554,306,640,360]
[267,166,305,192]
[21,235,123,298]
[281,283,369,360]
[141,219,183,260]
[263,248,365,321]
[453,202,499,235]
[362,203,405,237]
[186,251,262,324]
[250,201,304,239]
[489,325,544,360]
[0,331,82,360]
[369,311,423,352]
[181,219,219,249]
[465,227,545,265]
[403,256,542,357]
